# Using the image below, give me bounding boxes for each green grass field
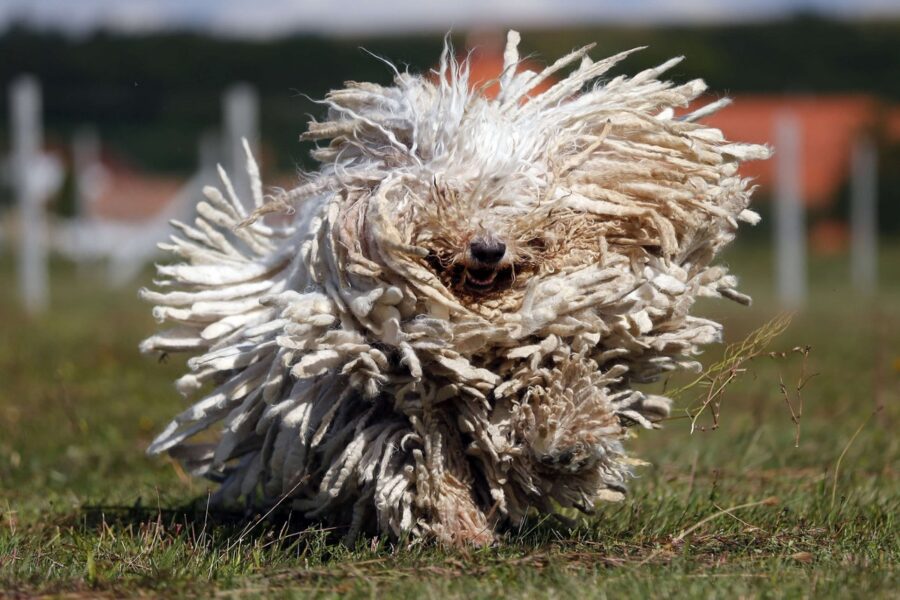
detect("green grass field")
[1,242,897,598]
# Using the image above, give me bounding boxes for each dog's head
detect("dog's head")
[412,163,607,306]
[303,33,767,327]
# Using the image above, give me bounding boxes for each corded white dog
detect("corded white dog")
[142,31,769,544]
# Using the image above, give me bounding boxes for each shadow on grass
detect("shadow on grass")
[73,497,342,553]
[72,497,593,554]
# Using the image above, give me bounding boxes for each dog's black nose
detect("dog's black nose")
[469,238,506,264]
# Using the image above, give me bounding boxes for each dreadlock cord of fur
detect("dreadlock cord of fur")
[142,30,770,545]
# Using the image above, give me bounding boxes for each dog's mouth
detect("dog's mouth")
[463,263,513,293]
[426,253,516,297]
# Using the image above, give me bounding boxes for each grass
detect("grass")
[1,241,898,598]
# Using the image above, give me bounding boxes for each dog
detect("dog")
[142,31,769,544]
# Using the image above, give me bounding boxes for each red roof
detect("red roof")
[89,165,183,222]
[464,53,554,100]
[445,31,556,100]
[702,95,888,207]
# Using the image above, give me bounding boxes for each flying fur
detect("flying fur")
[141,31,770,544]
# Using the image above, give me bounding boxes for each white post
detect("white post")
[773,113,806,308]
[198,130,220,180]
[850,137,877,295]
[11,76,48,314]
[72,127,102,219]
[223,83,259,199]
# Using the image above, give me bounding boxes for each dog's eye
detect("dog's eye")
[520,236,547,255]
[528,237,547,251]
[425,252,448,273]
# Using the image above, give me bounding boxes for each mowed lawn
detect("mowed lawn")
[1,242,897,598]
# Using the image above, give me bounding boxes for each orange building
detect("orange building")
[87,164,182,222]
[703,95,895,208]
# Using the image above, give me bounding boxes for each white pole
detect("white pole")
[73,127,102,219]
[850,137,877,295]
[198,130,220,179]
[773,112,806,308]
[223,83,259,199]
[11,76,48,314]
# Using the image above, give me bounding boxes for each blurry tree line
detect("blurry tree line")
[0,15,898,229]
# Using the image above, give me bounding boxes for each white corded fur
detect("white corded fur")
[142,31,769,544]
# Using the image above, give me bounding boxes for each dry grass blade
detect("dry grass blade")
[776,345,815,447]
[667,313,793,434]
[830,407,882,511]
[673,496,780,543]
[635,496,780,567]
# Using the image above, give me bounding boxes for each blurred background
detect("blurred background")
[1,0,899,290]
[1,0,899,293]
[0,0,897,526]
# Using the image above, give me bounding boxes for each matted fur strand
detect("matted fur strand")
[142,31,769,545]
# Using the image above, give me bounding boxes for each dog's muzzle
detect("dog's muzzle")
[464,238,510,293]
